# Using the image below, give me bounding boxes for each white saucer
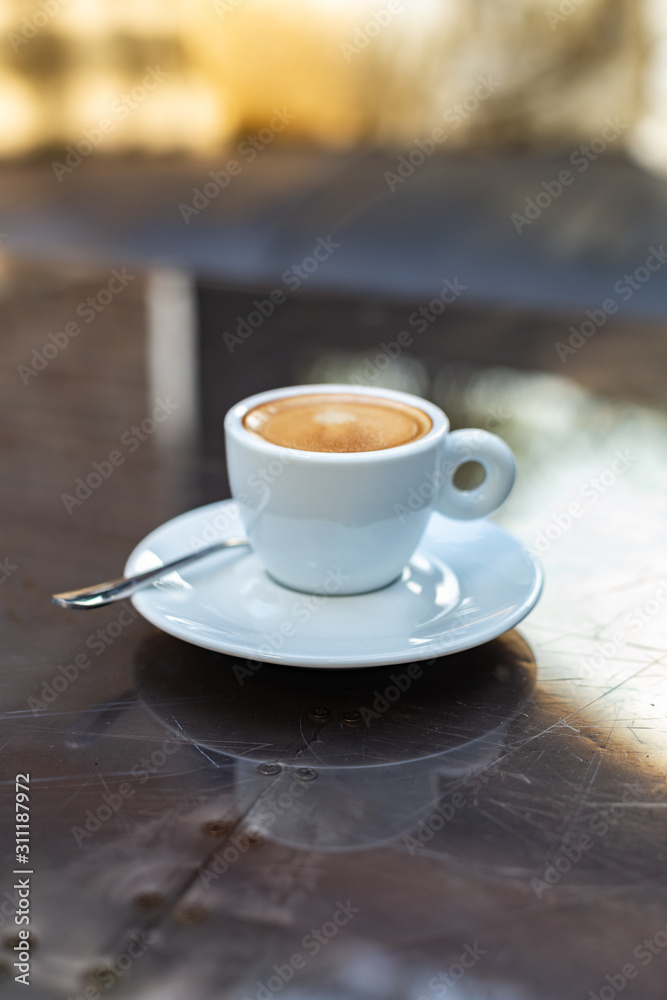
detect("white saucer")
[125,500,542,668]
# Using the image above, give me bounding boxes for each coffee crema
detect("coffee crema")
[243,392,432,453]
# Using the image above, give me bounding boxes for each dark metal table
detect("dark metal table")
[1,259,666,1000]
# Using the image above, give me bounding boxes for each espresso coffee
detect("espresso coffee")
[243,392,432,453]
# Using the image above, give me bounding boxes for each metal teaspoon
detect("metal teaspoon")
[52,536,250,609]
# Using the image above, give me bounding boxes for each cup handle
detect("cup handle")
[436,429,516,520]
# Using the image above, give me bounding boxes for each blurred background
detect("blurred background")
[0,0,664,159]
[2,0,667,317]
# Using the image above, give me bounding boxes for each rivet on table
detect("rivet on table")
[244,827,264,847]
[202,819,234,838]
[294,767,318,782]
[308,706,330,720]
[257,762,281,776]
[173,903,207,926]
[132,891,164,911]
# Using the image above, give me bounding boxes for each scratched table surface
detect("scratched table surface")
[2,255,667,1000]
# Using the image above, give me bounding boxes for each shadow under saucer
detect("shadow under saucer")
[133,631,536,850]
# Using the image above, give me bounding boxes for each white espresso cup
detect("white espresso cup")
[224,384,516,595]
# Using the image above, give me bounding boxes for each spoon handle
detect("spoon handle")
[52,536,250,609]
